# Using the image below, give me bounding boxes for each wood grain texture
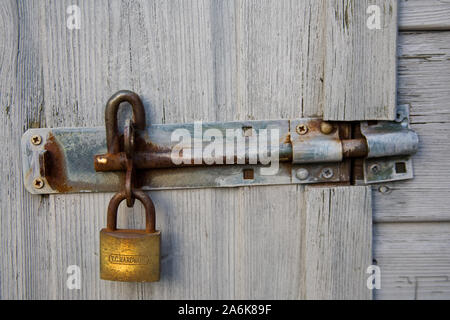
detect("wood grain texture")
[373,31,450,222]
[369,30,450,298]
[1,0,380,299]
[0,0,53,300]
[374,222,450,300]
[322,0,397,121]
[304,186,372,300]
[399,0,450,31]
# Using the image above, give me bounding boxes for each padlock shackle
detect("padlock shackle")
[106,190,156,233]
[105,90,146,155]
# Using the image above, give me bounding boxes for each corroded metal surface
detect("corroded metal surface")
[360,105,418,184]
[94,119,293,171]
[364,156,414,184]
[290,119,343,164]
[105,90,146,155]
[22,106,419,194]
[22,120,300,194]
[342,138,368,158]
[360,105,419,158]
[22,127,117,194]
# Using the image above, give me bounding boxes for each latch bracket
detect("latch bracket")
[21,105,418,194]
[360,105,418,184]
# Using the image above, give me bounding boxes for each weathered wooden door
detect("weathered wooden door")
[1,0,399,299]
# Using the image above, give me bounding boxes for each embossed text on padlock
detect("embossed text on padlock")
[100,190,160,282]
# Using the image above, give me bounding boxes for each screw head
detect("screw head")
[370,164,381,174]
[33,177,45,189]
[296,124,308,135]
[320,122,334,135]
[321,168,334,179]
[378,185,391,194]
[31,134,42,145]
[296,168,309,180]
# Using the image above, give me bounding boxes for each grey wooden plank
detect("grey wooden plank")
[0,0,55,300]
[373,31,450,222]
[232,185,306,299]
[235,0,327,119]
[374,222,450,300]
[322,0,397,121]
[397,32,450,124]
[304,186,372,300]
[368,31,450,299]
[399,0,450,31]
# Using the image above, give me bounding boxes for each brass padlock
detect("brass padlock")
[100,190,160,282]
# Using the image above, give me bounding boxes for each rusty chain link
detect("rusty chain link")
[124,120,136,207]
[103,90,151,209]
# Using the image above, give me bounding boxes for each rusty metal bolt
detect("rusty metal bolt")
[296,168,309,180]
[33,177,45,189]
[296,124,308,135]
[370,164,381,174]
[31,134,42,146]
[321,168,334,179]
[320,122,334,135]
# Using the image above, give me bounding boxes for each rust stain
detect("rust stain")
[95,133,177,171]
[307,119,322,132]
[44,133,73,193]
[342,139,368,158]
[134,134,171,154]
[94,152,127,171]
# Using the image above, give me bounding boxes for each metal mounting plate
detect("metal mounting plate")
[360,105,417,184]
[22,119,350,194]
